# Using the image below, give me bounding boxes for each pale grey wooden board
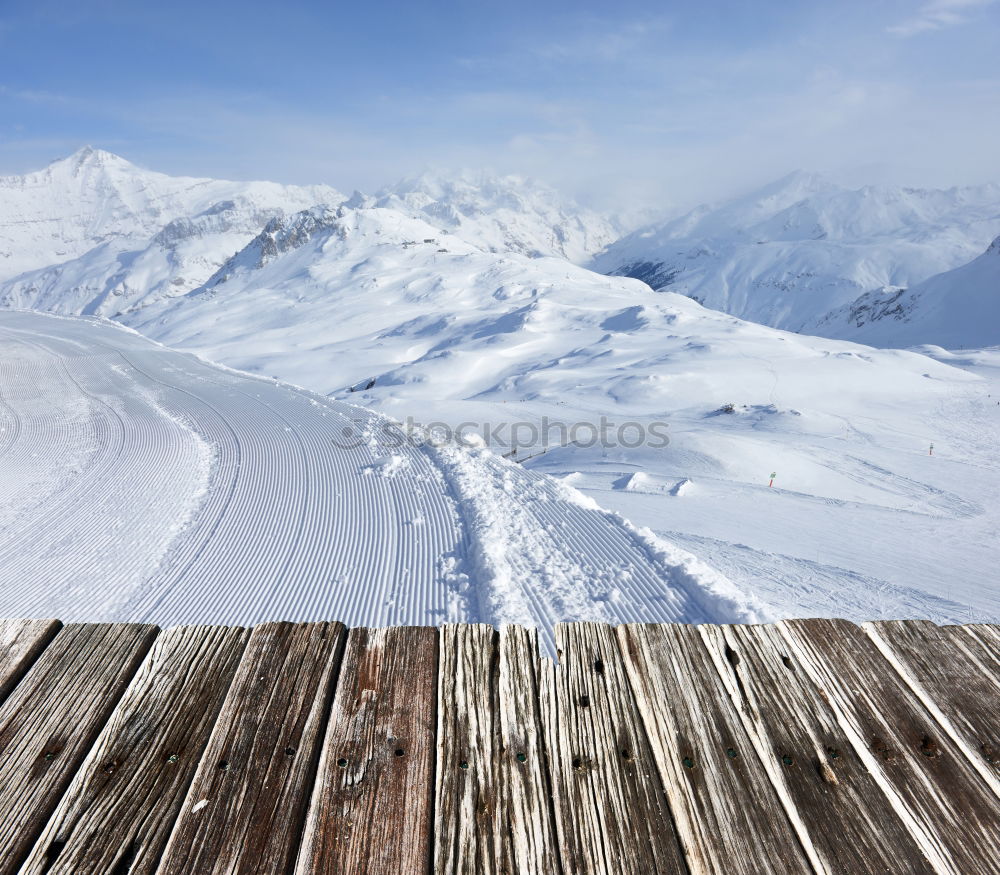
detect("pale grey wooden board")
[435,623,499,874]
[156,621,345,875]
[619,623,811,874]
[705,623,935,874]
[546,623,686,875]
[295,626,438,875]
[0,623,158,875]
[0,618,60,705]
[780,618,1000,875]
[19,625,248,875]
[498,626,562,875]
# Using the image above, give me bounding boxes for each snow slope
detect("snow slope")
[818,235,1000,349]
[593,171,1000,335]
[0,310,762,650]
[89,201,1000,627]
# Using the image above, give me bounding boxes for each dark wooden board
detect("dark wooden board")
[497,626,562,875]
[157,621,346,874]
[865,620,1000,794]
[0,622,158,874]
[619,623,810,874]
[295,626,438,874]
[780,618,1000,875]
[545,623,685,875]
[705,623,934,873]
[435,624,499,874]
[0,618,61,704]
[19,624,247,875]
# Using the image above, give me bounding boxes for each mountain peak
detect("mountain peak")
[50,145,137,176]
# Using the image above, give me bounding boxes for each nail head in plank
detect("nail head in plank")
[780,618,1000,875]
[295,626,438,875]
[706,623,934,874]
[435,624,499,874]
[498,625,562,875]
[0,622,158,875]
[157,621,346,875]
[619,623,811,874]
[548,622,686,875]
[18,624,248,875]
[0,618,61,704]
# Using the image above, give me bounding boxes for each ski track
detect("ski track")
[0,311,751,652]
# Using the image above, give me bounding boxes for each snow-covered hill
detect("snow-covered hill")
[818,235,1000,349]
[0,147,341,286]
[593,171,1000,335]
[0,310,760,651]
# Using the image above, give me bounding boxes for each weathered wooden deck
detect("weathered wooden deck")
[0,618,997,874]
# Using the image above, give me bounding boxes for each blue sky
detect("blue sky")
[1,0,998,208]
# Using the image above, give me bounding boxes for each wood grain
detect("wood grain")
[865,620,1000,796]
[18,624,248,875]
[295,626,438,874]
[0,618,60,705]
[780,618,1000,875]
[704,622,934,874]
[498,625,562,875]
[619,623,810,874]
[157,621,346,874]
[953,624,1000,669]
[435,623,499,874]
[546,623,685,875]
[0,622,157,874]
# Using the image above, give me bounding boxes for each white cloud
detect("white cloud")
[888,0,996,37]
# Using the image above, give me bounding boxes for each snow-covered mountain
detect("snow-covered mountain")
[592,171,1000,336]
[818,235,1000,349]
[371,170,625,264]
[2,149,998,630]
[0,151,623,315]
[0,146,342,286]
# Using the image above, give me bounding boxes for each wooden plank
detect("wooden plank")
[618,623,810,874]
[157,621,346,874]
[865,620,1000,795]
[703,623,935,874]
[498,625,562,875]
[295,626,438,874]
[435,624,499,874]
[18,624,247,875]
[546,622,685,875]
[779,618,1000,875]
[0,622,158,874]
[954,624,1000,667]
[0,618,61,704]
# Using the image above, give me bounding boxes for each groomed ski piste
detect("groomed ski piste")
[0,310,763,652]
